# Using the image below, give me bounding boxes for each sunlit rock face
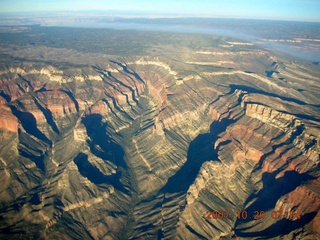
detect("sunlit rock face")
[0,25,319,240]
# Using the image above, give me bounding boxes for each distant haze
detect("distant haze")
[41,18,319,62]
[0,0,320,22]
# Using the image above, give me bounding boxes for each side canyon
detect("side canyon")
[0,23,319,239]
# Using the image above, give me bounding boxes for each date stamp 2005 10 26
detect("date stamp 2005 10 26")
[205,210,301,221]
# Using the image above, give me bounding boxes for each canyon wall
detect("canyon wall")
[0,32,319,239]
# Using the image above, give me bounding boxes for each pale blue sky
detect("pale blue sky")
[0,0,319,21]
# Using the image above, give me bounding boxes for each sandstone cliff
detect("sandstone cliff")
[0,26,319,239]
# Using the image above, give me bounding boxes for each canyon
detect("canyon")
[0,21,319,239]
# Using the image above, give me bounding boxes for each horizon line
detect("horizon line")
[0,11,319,23]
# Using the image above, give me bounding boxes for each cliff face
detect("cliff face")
[0,33,319,239]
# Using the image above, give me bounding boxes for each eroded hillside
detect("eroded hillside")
[0,25,319,239]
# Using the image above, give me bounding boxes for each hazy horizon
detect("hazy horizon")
[0,0,319,22]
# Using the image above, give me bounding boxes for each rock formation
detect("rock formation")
[0,24,319,239]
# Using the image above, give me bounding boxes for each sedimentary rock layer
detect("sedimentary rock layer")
[0,27,319,239]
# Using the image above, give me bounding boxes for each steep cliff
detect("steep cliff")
[0,26,319,239]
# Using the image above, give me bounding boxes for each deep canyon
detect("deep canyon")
[0,21,319,239]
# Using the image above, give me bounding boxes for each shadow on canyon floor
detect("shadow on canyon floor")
[235,170,317,237]
[162,118,236,194]
[76,114,130,194]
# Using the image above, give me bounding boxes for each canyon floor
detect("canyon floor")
[0,19,319,239]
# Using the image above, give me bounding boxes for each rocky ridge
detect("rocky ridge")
[0,36,319,239]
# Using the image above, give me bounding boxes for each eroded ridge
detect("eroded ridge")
[0,33,319,239]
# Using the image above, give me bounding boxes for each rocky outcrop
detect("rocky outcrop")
[0,28,319,240]
[0,105,18,132]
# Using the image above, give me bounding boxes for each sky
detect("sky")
[0,0,319,22]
